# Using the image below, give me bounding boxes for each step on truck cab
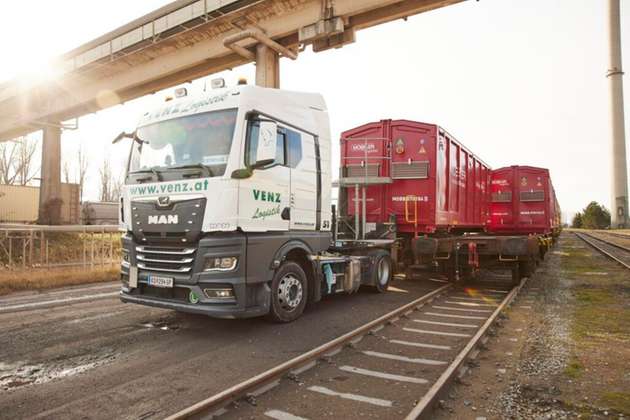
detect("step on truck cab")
[118,84,393,322]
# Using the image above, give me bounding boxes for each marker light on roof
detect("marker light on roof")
[211,78,226,89]
[174,87,188,98]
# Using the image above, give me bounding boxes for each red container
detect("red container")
[340,120,491,235]
[489,166,561,235]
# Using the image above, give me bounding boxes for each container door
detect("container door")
[517,168,547,231]
[388,122,434,233]
[490,169,514,228]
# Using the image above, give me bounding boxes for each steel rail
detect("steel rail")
[575,232,630,269]
[165,284,452,420]
[587,231,630,253]
[403,278,524,419]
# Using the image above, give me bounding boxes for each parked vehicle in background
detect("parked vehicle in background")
[82,201,119,225]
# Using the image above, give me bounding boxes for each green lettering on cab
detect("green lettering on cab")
[253,189,281,203]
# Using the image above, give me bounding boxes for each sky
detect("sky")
[0,0,629,220]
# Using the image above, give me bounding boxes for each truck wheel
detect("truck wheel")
[369,250,392,293]
[266,261,308,323]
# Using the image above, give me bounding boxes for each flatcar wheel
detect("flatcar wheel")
[511,264,520,285]
[519,260,534,278]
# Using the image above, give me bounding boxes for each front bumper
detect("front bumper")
[119,288,269,319]
[119,232,272,318]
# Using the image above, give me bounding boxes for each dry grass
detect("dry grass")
[0,268,118,296]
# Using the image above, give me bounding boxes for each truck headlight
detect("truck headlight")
[204,256,238,272]
[203,287,235,299]
[122,250,130,267]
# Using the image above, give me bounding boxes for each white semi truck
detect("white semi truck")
[117,83,393,322]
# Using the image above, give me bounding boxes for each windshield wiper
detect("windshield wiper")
[130,167,163,182]
[171,163,214,178]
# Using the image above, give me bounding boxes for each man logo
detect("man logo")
[157,196,170,207]
[148,215,179,225]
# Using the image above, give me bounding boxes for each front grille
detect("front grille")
[135,245,196,273]
[142,231,188,241]
[520,190,544,202]
[492,192,512,202]
[391,161,429,179]
[345,164,380,178]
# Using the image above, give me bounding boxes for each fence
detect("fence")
[0,225,121,270]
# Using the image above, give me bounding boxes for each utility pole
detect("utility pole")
[607,0,629,228]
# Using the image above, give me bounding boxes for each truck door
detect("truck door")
[238,121,290,232]
[285,128,317,230]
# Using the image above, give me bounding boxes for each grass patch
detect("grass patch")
[575,288,614,304]
[0,268,118,296]
[572,286,630,342]
[559,251,602,275]
[564,358,583,378]
[600,392,630,415]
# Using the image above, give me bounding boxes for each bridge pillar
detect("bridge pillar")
[255,44,280,89]
[38,124,62,225]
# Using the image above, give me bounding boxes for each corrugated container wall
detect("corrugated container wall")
[340,120,491,234]
[0,184,80,224]
[0,185,39,222]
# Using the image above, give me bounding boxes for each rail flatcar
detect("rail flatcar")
[336,119,492,279]
[336,121,561,285]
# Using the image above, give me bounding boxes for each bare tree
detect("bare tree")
[0,137,38,185]
[77,146,88,202]
[0,142,17,184]
[63,161,71,184]
[14,137,38,185]
[99,156,121,202]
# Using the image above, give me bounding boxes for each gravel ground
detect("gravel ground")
[0,276,439,419]
[434,232,629,420]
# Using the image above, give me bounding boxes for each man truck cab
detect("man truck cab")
[118,84,392,322]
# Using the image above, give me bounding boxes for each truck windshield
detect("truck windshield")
[129,108,238,177]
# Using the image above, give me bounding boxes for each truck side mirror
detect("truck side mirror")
[253,120,278,167]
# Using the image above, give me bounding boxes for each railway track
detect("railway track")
[166,279,526,420]
[575,232,630,269]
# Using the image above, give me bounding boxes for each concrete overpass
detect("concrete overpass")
[0,0,464,222]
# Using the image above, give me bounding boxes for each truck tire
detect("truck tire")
[368,250,392,293]
[266,261,308,323]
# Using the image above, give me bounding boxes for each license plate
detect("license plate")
[129,266,138,288]
[148,275,174,288]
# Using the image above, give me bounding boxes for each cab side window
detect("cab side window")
[246,117,307,169]
[286,129,303,168]
[247,121,286,168]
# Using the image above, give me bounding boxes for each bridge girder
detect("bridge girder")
[0,0,464,142]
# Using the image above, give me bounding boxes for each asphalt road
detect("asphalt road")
[0,277,441,419]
